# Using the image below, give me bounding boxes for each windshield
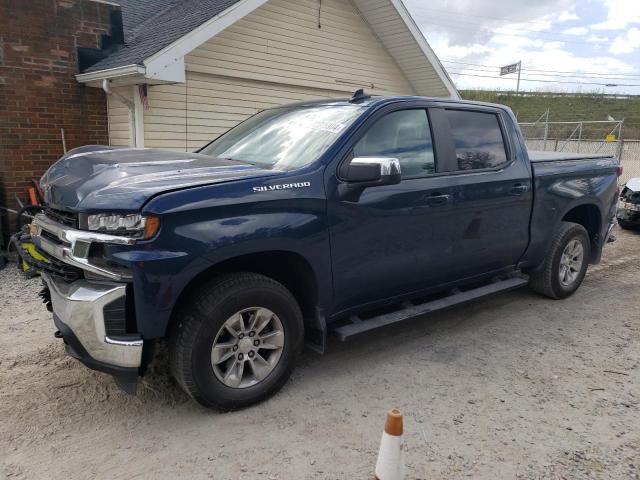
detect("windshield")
[199,105,363,170]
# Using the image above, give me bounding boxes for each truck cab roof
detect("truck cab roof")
[268,95,511,112]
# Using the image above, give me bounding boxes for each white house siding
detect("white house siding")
[143,0,417,151]
[186,0,416,95]
[106,87,133,147]
[143,82,187,151]
[352,0,453,97]
[145,73,374,151]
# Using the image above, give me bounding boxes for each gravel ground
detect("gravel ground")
[1,229,639,479]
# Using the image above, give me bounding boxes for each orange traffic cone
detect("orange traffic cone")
[374,409,404,480]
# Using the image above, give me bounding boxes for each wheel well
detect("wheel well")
[170,251,319,332]
[562,204,601,259]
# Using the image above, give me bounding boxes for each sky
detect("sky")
[404,0,640,95]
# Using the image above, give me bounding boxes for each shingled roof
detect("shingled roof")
[84,0,241,73]
[78,0,458,99]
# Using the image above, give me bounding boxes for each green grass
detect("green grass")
[460,90,640,139]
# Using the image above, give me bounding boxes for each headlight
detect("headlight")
[84,213,160,239]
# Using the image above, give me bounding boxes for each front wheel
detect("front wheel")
[170,273,303,410]
[529,222,590,299]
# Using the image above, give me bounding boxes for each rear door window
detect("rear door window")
[445,110,508,171]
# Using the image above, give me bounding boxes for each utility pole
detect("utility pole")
[516,61,522,94]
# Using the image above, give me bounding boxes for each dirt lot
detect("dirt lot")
[1,229,639,479]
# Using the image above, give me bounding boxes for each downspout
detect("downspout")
[102,79,139,147]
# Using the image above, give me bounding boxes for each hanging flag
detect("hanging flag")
[138,84,150,111]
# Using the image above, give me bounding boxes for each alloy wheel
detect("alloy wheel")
[559,239,584,287]
[210,307,285,388]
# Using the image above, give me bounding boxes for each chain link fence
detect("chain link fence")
[523,139,640,182]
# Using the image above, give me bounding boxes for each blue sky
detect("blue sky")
[405,0,640,94]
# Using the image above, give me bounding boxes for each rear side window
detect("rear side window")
[445,110,508,171]
[353,109,435,177]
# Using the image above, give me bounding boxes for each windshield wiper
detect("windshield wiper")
[219,157,273,168]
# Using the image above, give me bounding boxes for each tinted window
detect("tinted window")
[445,110,508,171]
[353,109,435,177]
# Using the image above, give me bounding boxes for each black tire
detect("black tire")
[170,273,303,410]
[529,221,590,300]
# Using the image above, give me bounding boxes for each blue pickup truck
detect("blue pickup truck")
[16,92,620,409]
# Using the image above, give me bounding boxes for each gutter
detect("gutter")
[75,64,146,84]
[102,79,133,109]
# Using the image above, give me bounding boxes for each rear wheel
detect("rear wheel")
[170,273,303,410]
[529,222,590,299]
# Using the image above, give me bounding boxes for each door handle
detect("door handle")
[425,193,452,206]
[510,184,529,195]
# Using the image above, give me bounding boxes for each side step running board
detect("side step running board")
[332,276,528,341]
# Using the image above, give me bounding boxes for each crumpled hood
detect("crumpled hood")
[40,146,278,211]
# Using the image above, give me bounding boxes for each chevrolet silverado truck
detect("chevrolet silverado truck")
[14,92,620,410]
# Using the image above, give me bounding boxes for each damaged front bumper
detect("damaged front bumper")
[617,208,640,226]
[14,212,146,394]
[32,213,135,281]
[43,274,143,394]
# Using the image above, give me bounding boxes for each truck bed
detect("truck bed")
[525,149,619,273]
[528,151,616,163]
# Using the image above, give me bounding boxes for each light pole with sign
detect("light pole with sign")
[500,61,522,93]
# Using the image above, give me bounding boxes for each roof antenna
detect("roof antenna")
[350,88,371,103]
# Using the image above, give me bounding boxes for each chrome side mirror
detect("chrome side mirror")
[341,157,402,186]
[337,157,402,201]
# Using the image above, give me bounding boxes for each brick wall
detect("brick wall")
[0,0,115,240]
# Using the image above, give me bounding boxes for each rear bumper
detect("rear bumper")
[43,273,143,392]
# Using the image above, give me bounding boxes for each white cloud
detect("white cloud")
[492,34,546,49]
[405,0,640,94]
[609,27,640,54]
[558,10,579,22]
[404,0,576,46]
[441,44,494,59]
[562,26,589,35]
[586,34,609,43]
[542,41,567,50]
[591,0,640,30]
[506,20,552,33]
[445,35,638,93]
